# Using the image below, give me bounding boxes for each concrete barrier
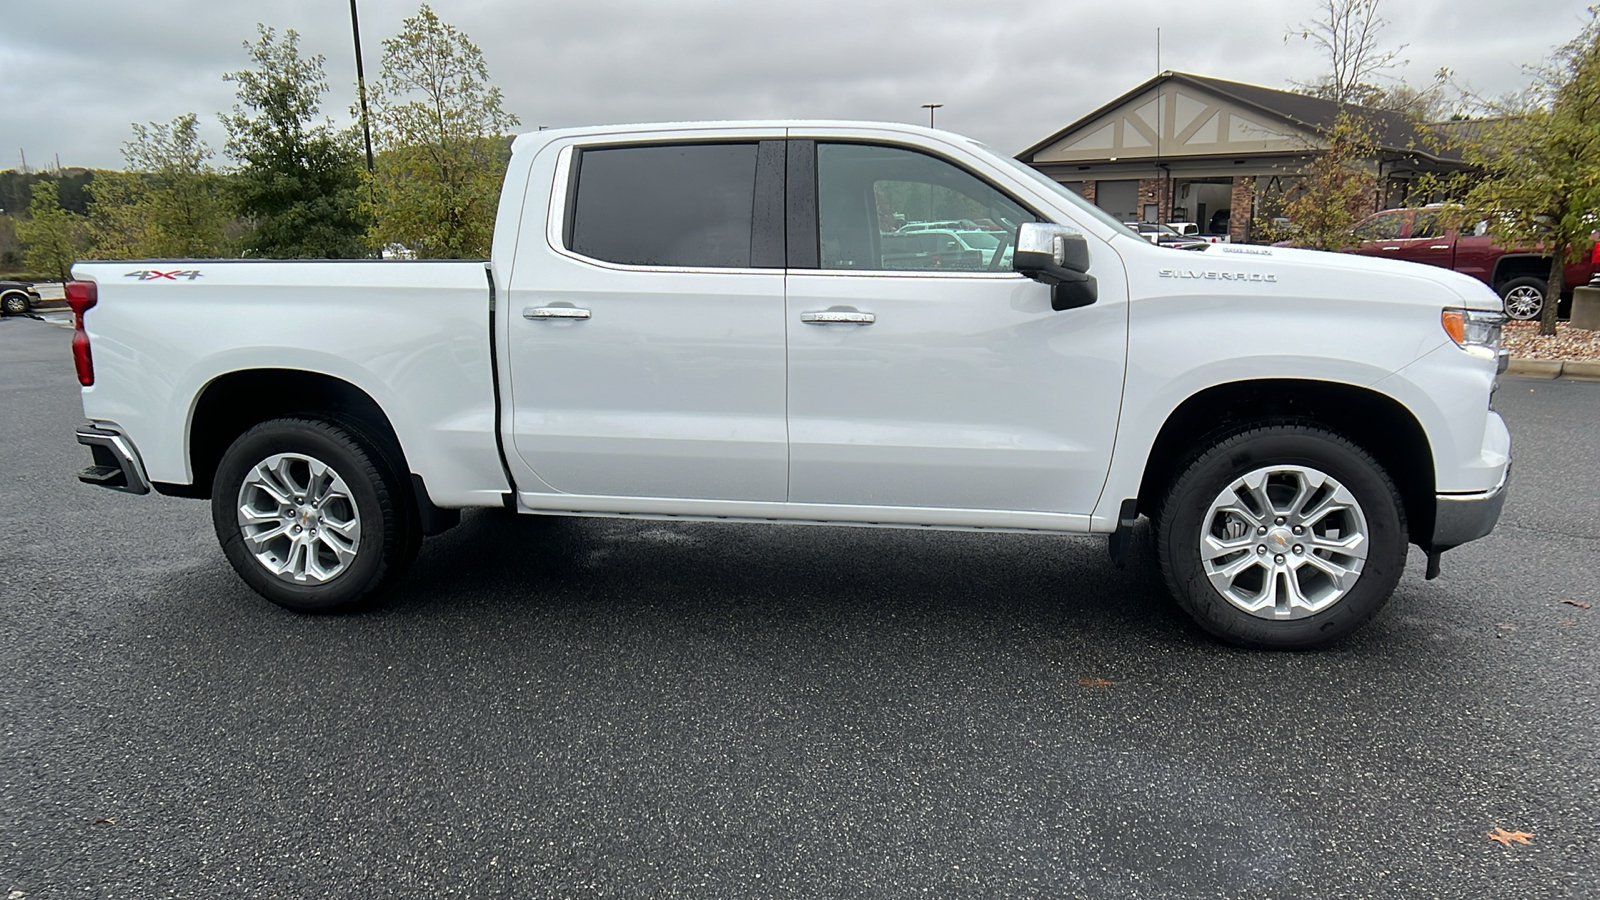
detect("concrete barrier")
[1573,285,1600,331]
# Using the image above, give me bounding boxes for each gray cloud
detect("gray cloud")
[0,0,1591,171]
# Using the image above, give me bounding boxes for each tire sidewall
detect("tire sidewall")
[1158,426,1407,649]
[211,419,394,612]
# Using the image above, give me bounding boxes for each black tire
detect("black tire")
[0,291,30,316]
[211,417,419,612]
[1155,423,1408,650]
[1497,276,1546,321]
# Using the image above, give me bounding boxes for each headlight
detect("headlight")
[1441,308,1506,363]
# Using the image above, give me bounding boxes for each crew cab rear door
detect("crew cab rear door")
[503,135,790,501]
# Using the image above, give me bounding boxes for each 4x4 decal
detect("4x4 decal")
[125,269,202,281]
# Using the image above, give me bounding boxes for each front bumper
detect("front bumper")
[76,424,151,495]
[1431,464,1510,551]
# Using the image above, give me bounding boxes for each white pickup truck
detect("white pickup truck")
[68,121,1511,649]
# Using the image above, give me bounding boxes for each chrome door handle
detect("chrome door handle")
[1430,245,1451,250]
[800,310,875,325]
[524,306,591,320]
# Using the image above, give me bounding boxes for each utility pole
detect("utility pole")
[921,103,943,128]
[349,0,375,173]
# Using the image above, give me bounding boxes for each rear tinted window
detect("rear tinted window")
[569,143,757,268]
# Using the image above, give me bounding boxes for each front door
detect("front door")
[784,141,1126,515]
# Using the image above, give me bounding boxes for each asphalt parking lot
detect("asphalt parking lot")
[2,314,1596,898]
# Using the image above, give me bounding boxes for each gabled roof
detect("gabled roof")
[1017,71,1458,164]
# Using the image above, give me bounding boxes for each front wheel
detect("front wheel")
[1156,424,1407,649]
[1498,276,1546,321]
[211,418,418,612]
[1,291,30,315]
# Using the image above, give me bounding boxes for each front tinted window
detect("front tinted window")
[569,143,757,268]
[816,143,1037,272]
[1410,211,1442,239]
[1352,211,1404,241]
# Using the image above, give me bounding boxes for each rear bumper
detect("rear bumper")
[76,424,151,495]
[1431,463,1509,550]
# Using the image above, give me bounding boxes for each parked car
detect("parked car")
[1123,222,1210,251]
[1,280,42,316]
[893,228,1012,267]
[1345,207,1600,320]
[877,231,986,269]
[1166,222,1227,244]
[68,120,1510,650]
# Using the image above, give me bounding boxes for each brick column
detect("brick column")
[1229,176,1256,243]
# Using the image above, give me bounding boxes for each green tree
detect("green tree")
[15,180,86,281]
[1457,7,1600,335]
[86,115,232,259]
[223,26,369,258]
[94,114,232,258]
[84,171,156,259]
[1257,111,1381,251]
[365,4,519,258]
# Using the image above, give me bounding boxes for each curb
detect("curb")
[1504,358,1600,381]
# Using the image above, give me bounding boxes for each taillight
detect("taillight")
[1590,240,1599,265]
[66,280,97,386]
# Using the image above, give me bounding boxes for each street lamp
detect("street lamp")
[921,103,943,128]
[349,0,375,174]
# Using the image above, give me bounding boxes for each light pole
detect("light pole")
[921,103,943,128]
[349,0,375,174]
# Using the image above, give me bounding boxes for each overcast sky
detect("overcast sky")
[0,0,1593,172]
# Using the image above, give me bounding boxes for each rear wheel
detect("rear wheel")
[1498,276,1546,320]
[211,418,418,611]
[1156,423,1407,649]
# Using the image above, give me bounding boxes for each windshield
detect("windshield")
[977,145,1140,236]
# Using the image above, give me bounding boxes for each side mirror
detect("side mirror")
[1012,223,1097,311]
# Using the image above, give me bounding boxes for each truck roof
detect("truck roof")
[510,120,990,155]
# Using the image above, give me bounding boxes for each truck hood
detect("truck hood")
[1193,242,1504,312]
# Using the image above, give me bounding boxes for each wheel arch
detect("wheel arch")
[175,368,411,505]
[1491,254,1551,289]
[1135,379,1435,545]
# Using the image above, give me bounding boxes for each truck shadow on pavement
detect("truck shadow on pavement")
[372,507,1195,644]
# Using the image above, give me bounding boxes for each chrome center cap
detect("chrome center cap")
[299,507,319,527]
[1267,528,1294,553]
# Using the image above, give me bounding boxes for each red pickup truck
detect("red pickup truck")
[1347,207,1600,320]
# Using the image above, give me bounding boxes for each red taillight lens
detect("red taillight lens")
[1590,240,1599,265]
[66,280,97,386]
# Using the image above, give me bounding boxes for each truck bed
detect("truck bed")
[72,259,508,507]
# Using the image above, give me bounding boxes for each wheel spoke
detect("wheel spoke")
[1278,567,1314,615]
[1242,473,1278,520]
[1309,530,1368,560]
[1299,552,1360,591]
[1284,470,1317,520]
[1213,501,1265,529]
[243,521,290,550]
[1210,551,1263,582]
[249,464,294,506]
[1201,531,1256,561]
